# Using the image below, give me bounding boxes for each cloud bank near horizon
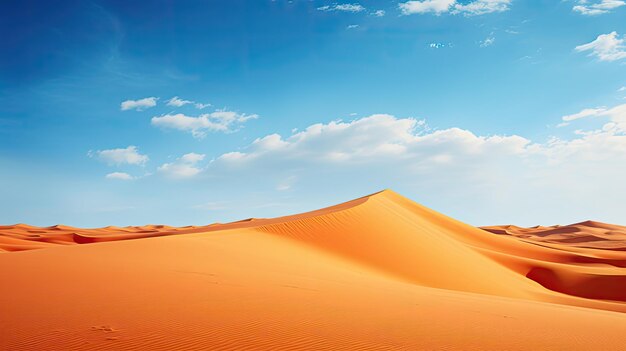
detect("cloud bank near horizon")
[84,107,625,225]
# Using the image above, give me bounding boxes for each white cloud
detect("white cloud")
[194,102,211,109]
[202,111,626,225]
[166,96,193,107]
[105,172,134,180]
[399,0,455,14]
[208,112,625,176]
[453,0,511,16]
[575,31,626,62]
[429,42,448,49]
[165,96,211,109]
[347,24,359,29]
[158,153,206,179]
[573,0,625,15]
[562,107,607,122]
[151,111,259,138]
[480,36,495,47]
[89,146,149,166]
[559,103,626,132]
[399,0,511,16]
[84,110,625,226]
[618,86,626,92]
[372,10,386,16]
[213,114,531,168]
[120,97,158,111]
[317,3,366,12]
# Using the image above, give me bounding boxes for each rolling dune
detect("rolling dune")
[482,221,626,250]
[1,190,625,350]
[0,224,197,252]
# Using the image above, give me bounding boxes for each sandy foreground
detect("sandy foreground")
[1,190,625,350]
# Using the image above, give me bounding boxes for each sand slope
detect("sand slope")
[1,190,625,350]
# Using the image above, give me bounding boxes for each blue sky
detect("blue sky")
[1,0,626,227]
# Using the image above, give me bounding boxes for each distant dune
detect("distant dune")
[1,190,625,350]
[0,223,197,252]
[482,221,626,250]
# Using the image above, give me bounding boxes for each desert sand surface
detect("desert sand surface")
[1,190,625,350]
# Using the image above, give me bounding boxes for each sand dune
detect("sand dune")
[482,221,626,250]
[0,223,196,252]
[1,190,625,350]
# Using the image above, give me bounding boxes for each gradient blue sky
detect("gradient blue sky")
[1,0,625,227]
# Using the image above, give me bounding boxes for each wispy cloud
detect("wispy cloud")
[166,96,193,107]
[120,97,158,111]
[158,153,205,179]
[317,3,366,12]
[89,146,149,166]
[276,176,296,191]
[429,42,451,49]
[562,107,608,122]
[151,111,258,138]
[194,102,211,109]
[576,31,626,61]
[105,172,135,180]
[573,0,625,15]
[480,35,495,47]
[371,9,386,16]
[558,104,626,132]
[166,96,211,109]
[557,107,607,127]
[399,0,511,16]
[347,24,359,29]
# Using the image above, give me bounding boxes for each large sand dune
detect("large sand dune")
[1,190,625,350]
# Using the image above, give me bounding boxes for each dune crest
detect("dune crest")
[1,190,626,350]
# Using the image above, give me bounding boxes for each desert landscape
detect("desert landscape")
[3,1,626,350]
[1,190,625,350]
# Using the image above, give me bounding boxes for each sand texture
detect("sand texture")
[1,190,625,350]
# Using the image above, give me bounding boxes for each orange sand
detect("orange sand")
[482,221,626,250]
[1,190,625,350]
